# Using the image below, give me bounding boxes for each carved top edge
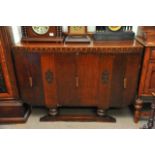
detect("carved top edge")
[13,40,143,54]
[14,40,143,47]
[13,47,143,54]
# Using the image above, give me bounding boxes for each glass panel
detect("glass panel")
[0,63,7,93]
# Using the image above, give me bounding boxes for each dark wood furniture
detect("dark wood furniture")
[134,26,155,123]
[0,27,30,123]
[13,40,143,122]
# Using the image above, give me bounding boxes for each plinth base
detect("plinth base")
[0,100,30,124]
[40,107,116,122]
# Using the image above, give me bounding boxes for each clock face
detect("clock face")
[32,26,49,35]
[108,26,122,32]
[69,26,86,35]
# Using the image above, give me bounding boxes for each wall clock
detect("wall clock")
[65,26,91,43]
[21,26,64,42]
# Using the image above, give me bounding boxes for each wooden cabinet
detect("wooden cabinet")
[13,41,143,120]
[134,27,155,123]
[0,27,30,123]
[134,46,155,122]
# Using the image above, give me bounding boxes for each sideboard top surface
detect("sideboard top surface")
[14,40,142,47]
[13,40,143,54]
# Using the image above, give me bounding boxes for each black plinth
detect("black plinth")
[93,32,135,41]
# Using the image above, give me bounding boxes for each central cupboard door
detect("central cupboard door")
[55,53,100,107]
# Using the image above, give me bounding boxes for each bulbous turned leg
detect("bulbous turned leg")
[134,98,143,123]
[97,108,106,117]
[142,93,155,129]
[48,108,58,116]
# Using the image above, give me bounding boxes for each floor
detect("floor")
[0,107,147,129]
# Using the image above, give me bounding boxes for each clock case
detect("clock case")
[68,26,87,35]
[93,26,135,41]
[21,26,64,43]
[65,26,91,44]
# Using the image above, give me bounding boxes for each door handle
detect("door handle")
[28,76,33,87]
[75,76,79,88]
[152,92,155,97]
[123,78,127,89]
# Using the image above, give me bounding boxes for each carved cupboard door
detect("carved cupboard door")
[98,55,114,109]
[41,53,58,108]
[13,51,45,106]
[109,55,126,107]
[122,54,141,107]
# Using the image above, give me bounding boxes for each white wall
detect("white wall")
[11,26,22,43]
[12,26,138,43]
[62,26,138,33]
